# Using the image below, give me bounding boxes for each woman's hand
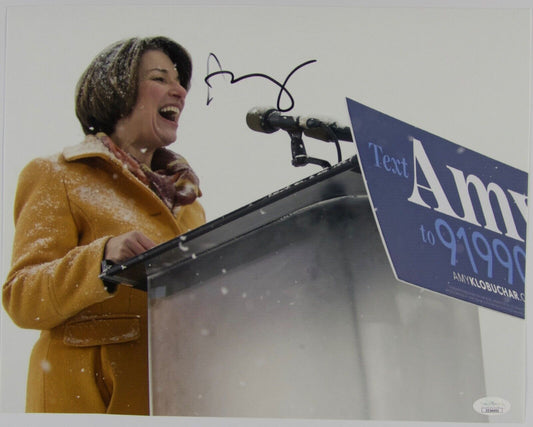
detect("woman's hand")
[104,231,156,263]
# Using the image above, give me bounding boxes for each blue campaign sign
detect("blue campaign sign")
[346,98,527,318]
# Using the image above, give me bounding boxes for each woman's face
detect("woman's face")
[112,49,187,160]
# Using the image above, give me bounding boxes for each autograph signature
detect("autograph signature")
[204,53,317,112]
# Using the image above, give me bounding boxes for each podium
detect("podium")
[102,156,486,421]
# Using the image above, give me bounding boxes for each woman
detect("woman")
[2,36,205,414]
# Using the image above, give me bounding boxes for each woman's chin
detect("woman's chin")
[155,132,178,148]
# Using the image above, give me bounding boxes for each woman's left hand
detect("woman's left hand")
[104,231,156,263]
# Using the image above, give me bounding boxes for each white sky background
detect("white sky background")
[0,1,532,427]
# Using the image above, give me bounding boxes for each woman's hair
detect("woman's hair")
[75,36,192,135]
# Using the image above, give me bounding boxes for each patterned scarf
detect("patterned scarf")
[97,133,202,215]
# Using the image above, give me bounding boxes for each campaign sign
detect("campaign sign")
[346,98,527,318]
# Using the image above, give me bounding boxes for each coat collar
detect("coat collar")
[62,134,114,162]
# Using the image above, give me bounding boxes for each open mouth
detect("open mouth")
[159,106,180,123]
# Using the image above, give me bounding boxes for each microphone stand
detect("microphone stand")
[288,129,331,168]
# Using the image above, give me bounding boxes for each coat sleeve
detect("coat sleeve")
[2,157,115,330]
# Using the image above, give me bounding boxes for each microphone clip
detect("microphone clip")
[288,129,332,169]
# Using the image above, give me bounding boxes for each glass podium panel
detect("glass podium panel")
[147,195,486,421]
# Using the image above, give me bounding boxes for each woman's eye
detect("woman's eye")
[152,76,165,82]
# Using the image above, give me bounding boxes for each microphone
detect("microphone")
[246,107,353,142]
[246,107,300,134]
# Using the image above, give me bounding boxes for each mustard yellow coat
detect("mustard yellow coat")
[2,135,206,414]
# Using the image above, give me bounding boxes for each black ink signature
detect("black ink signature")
[205,53,317,112]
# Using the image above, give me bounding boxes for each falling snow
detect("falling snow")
[40,360,51,372]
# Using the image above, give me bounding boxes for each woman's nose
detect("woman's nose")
[170,81,187,98]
